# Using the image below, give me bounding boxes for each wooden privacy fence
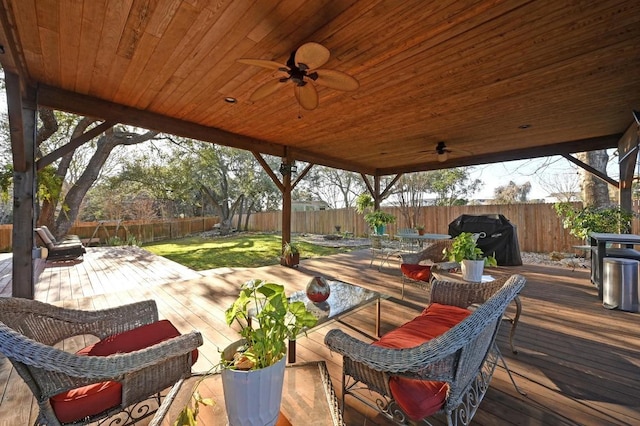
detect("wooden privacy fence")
[4,202,640,254]
[241,202,640,253]
[0,217,220,252]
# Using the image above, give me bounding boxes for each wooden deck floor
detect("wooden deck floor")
[1,247,639,425]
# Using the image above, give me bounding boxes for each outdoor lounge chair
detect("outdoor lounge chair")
[0,298,203,426]
[398,239,452,297]
[35,227,86,261]
[325,274,526,426]
[40,225,81,244]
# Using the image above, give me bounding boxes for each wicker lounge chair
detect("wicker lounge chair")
[398,239,452,297]
[325,274,526,425]
[0,298,203,425]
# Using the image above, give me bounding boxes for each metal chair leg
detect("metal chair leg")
[495,345,527,396]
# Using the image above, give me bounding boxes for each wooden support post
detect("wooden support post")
[618,121,639,214]
[6,73,37,299]
[282,155,293,250]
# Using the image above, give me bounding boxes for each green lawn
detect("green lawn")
[143,233,356,270]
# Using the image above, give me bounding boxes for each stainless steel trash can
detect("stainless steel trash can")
[603,257,639,311]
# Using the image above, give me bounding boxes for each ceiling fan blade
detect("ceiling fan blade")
[294,84,318,110]
[294,42,330,70]
[314,69,359,91]
[250,79,286,101]
[237,58,287,70]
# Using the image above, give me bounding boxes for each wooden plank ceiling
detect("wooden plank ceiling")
[0,0,638,176]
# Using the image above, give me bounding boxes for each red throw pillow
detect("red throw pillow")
[51,320,197,423]
[373,303,471,420]
[400,263,432,282]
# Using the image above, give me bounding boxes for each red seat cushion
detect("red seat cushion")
[373,303,471,420]
[400,263,432,282]
[51,320,197,423]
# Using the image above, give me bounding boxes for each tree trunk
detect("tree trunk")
[54,129,158,236]
[577,150,610,207]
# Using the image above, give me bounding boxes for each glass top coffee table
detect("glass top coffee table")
[287,279,389,362]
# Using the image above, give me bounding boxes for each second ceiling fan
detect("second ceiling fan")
[237,42,359,110]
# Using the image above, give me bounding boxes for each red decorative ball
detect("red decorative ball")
[306,276,330,303]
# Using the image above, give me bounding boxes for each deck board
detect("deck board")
[1,247,639,425]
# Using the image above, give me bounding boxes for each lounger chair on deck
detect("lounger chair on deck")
[40,224,81,244]
[35,227,86,262]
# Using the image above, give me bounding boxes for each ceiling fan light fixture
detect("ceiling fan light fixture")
[437,151,448,162]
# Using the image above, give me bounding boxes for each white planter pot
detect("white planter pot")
[461,259,484,282]
[221,340,286,426]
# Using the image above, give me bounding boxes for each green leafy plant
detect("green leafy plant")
[355,193,374,214]
[554,202,633,241]
[281,242,299,257]
[364,210,396,229]
[224,279,318,370]
[444,232,497,266]
[174,279,318,425]
[415,225,425,231]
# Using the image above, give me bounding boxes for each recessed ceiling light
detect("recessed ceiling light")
[224,97,237,104]
[518,124,531,129]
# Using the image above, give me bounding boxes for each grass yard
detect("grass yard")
[143,233,356,270]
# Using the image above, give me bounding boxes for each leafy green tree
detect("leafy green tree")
[424,168,481,206]
[554,202,633,240]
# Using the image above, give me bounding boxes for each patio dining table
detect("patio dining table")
[397,232,451,252]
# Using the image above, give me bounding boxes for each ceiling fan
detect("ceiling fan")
[435,141,452,162]
[237,42,359,110]
[430,141,474,162]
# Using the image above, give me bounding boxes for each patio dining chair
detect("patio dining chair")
[398,239,452,297]
[369,234,401,271]
[0,298,202,426]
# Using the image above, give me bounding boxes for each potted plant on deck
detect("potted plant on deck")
[364,210,396,235]
[415,225,426,236]
[280,242,300,267]
[444,232,497,282]
[177,279,318,426]
[221,279,317,425]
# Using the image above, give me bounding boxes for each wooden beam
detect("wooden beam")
[377,134,622,176]
[37,85,378,176]
[380,174,403,199]
[252,152,284,192]
[561,154,619,188]
[5,71,25,171]
[38,85,286,157]
[0,2,28,78]
[292,163,313,189]
[360,173,374,197]
[36,121,117,170]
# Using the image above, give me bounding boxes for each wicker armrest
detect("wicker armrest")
[399,252,422,264]
[325,329,455,376]
[430,275,510,308]
[1,324,202,378]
